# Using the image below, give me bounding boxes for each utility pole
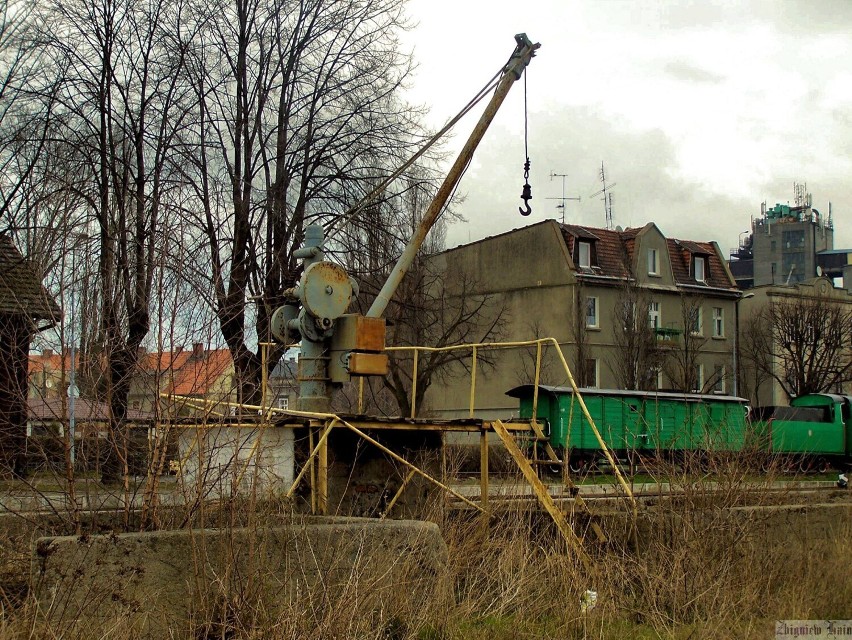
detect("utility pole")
[547,172,581,224]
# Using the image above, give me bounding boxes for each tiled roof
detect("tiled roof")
[30,347,234,398]
[667,238,733,289]
[560,224,632,278]
[0,234,61,320]
[29,398,153,422]
[559,222,736,290]
[162,348,233,397]
[29,351,79,374]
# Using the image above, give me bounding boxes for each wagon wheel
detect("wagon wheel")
[798,456,816,474]
[569,455,589,475]
[760,454,777,474]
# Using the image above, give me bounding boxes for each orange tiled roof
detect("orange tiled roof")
[29,351,79,374]
[29,347,234,397]
[162,348,233,397]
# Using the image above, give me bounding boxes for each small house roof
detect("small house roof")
[0,234,61,322]
[29,397,153,422]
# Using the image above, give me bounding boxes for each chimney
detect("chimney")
[192,342,204,357]
[43,348,53,357]
[137,346,146,358]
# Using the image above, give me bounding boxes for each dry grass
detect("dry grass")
[1,450,850,639]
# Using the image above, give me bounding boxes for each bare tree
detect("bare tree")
[0,0,60,234]
[516,320,559,387]
[569,283,593,387]
[662,295,708,393]
[740,292,852,401]
[33,0,196,482]
[367,257,505,418]
[737,314,773,402]
[607,278,663,390]
[182,0,426,403]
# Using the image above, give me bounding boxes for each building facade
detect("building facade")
[424,220,741,419]
[729,198,845,290]
[737,277,852,407]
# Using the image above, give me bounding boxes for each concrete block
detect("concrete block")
[32,516,448,637]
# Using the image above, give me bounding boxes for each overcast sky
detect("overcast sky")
[401,0,852,256]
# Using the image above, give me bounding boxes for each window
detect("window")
[648,248,659,275]
[649,301,660,329]
[656,368,664,390]
[584,358,599,388]
[693,364,703,393]
[277,396,289,410]
[578,241,591,268]
[689,306,702,335]
[585,296,598,328]
[694,256,706,282]
[782,229,805,249]
[713,365,725,394]
[712,307,724,337]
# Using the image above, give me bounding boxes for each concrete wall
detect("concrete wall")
[178,425,295,496]
[32,517,448,638]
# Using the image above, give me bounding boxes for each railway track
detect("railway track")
[445,477,847,509]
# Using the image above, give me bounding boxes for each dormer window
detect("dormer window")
[578,241,591,268]
[694,255,706,282]
[648,248,659,275]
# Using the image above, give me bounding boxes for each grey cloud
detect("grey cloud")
[445,105,755,253]
[664,61,725,85]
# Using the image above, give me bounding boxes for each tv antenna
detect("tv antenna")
[547,172,581,224]
[590,162,616,229]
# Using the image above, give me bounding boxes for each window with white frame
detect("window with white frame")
[584,358,599,388]
[712,307,724,337]
[693,364,703,392]
[277,396,289,410]
[648,248,659,275]
[585,296,599,328]
[578,241,591,268]
[694,255,706,282]
[689,306,702,335]
[713,365,725,394]
[649,301,661,329]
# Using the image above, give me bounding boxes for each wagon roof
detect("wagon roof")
[505,384,747,404]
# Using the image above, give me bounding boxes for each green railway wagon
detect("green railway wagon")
[506,385,749,469]
[751,394,851,469]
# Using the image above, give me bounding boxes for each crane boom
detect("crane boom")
[367,33,540,318]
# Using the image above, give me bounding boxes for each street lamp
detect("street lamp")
[738,230,750,249]
[733,291,755,398]
[67,232,89,467]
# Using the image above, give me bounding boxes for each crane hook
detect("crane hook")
[519,158,532,216]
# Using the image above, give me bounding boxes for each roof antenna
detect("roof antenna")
[590,161,616,229]
[548,172,581,224]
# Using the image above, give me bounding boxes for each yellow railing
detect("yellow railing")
[383,337,636,505]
